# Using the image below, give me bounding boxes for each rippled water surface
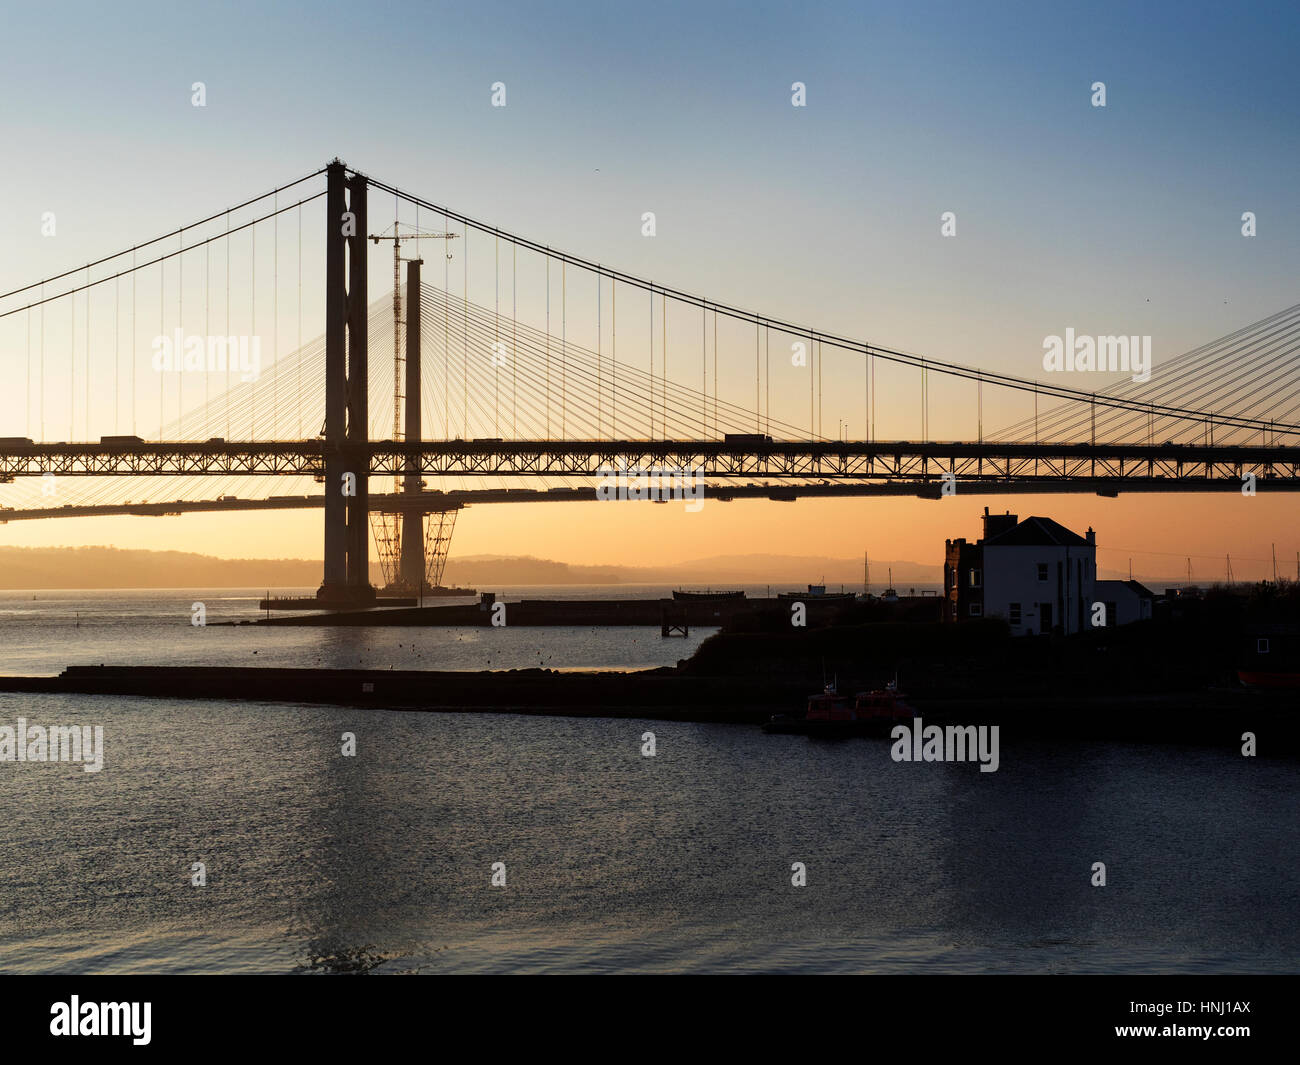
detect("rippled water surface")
[0,589,1296,973]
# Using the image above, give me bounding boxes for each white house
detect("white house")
[945,509,1152,636]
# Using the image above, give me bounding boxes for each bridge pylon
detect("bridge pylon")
[370,257,467,598]
[318,161,375,604]
[399,258,425,590]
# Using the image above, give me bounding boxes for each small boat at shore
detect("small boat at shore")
[776,581,855,602]
[1237,670,1300,689]
[764,681,915,737]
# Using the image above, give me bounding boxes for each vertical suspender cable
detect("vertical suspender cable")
[205,236,210,431]
[597,268,602,437]
[130,259,135,436]
[702,303,708,437]
[809,331,814,437]
[494,233,500,436]
[920,359,926,442]
[177,232,182,434]
[158,256,163,440]
[611,280,616,439]
[297,201,302,439]
[512,242,517,438]
[274,193,278,441]
[562,259,566,439]
[251,222,256,441]
[26,307,31,438]
[225,211,230,441]
[444,209,449,439]
[463,222,468,439]
[40,284,45,442]
[85,267,91,440]
[546,252,551,439]
[69,280,75,441]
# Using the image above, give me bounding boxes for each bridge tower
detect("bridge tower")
[399,257,424,591]
[318,160,375,604]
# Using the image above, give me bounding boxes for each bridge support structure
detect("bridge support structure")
[372,256,462,596]
[319,161,375,604]
[399,258,426,590]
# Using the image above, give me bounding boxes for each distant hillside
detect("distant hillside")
[0,545,1186,590]
[0,546,320,589]
[0,546,939,589]
[442,556,629,584]
[442,553,940,586]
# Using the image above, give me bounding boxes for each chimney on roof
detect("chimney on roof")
[982,509,1018,542]
[1086,526,1096,546]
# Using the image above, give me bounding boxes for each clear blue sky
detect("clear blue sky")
[3,0,1296,361]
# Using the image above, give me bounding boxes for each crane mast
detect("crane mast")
[364,225,460,598]
[368,225,458,447]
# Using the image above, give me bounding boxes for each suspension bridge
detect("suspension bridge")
[1,160,1298,604]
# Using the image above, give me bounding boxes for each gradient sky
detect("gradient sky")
[1,0,1297,581]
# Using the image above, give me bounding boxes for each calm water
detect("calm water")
[0,588,1296,973]
[0,586,723,675]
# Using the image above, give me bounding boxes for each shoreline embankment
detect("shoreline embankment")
[1,664,1295,753]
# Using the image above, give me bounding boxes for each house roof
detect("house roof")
[1096,578,1156,599]
[985,515,1091,548]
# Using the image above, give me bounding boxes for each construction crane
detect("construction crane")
[368,224,459,445]
[367,225,460,598]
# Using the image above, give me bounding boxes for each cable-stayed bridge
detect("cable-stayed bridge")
[1,160,1297,602]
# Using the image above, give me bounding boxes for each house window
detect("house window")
[951,602,958,618]
[969,603,982,617]
[1036,563,1049,582]
[1009,602,1021,625]
[1258,638,1270,654]
[969,569,982,588]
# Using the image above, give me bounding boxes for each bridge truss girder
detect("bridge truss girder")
[2,440,1297,486]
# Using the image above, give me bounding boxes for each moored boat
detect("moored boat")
[1237,670,1300,689]
[776,582,855,601]
[764,681,915,737]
